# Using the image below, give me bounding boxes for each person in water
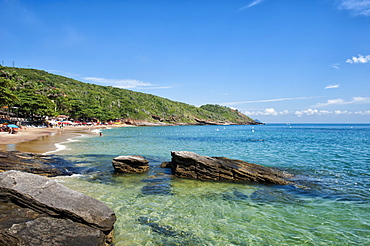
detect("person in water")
[99,132,103,137]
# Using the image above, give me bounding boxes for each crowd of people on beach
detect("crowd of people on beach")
[0,124,19,134]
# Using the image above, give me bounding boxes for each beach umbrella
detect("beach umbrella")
[7,124,19,128]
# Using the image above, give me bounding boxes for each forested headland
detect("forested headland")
[0,66,259,125]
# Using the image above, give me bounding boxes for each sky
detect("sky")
[1,0,370,123]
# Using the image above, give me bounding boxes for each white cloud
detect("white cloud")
[355,110,370,115]
[239,0,264,10]
[346,54,370,64]
[314,97,370,107]
[47,70,81,78]
[82,77,170,89]
[244,108,370,117]
[280,110,290,115]
[338,0,370,16]
[335,110,351,114]
[295,109,353,117]
[353,96,370,103]
[325,84,340,89]
[83,77,152,88]
[331,63,340,69]
[295,109,318,117]
[245,108,290,116]
[265,108,278,116]
[223,96,314,106]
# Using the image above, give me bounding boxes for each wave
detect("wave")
[43,137,81,155]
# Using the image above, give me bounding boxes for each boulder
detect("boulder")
[169,151,292,185]
[0,170,116,234]
[0,201,44,231]
[0,150,72,177]
[0,217,106,246]
[112,155,149,173]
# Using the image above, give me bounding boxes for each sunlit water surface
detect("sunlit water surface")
[53,124,370,245]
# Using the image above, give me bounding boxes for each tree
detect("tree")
[0,77,17,107]
[0,69,18,107]
[14,89,57,119]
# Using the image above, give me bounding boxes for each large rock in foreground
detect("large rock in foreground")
[169,151,292,185]
[112,155,149,173]
[0,170,116,245]
[1,216,106,246]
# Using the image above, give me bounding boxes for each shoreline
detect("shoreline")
[0,125,116,154]
[0,121,261,154]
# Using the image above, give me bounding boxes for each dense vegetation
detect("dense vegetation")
[0,66,258,125]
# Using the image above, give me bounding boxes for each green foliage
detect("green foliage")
[15,89,57,118]
[0,67,18,107]
[0,66,257,124]
[200,104,255,124]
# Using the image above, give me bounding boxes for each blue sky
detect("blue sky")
[1,0,369,123]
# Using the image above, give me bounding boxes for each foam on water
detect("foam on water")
[44,137,81,155]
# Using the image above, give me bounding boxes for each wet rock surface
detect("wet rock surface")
[112,155,149,173]
[168,151,293,185]
[0,150,73,177]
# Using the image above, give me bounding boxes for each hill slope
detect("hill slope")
[0,66,259,125]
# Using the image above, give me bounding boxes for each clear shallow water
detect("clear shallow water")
[54,124,370,245]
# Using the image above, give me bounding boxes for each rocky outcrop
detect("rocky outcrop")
[0,170,116,245]
[0,150,72,177]
[168,151,292,185]
[1,216,107,246]
[112,155,149,173]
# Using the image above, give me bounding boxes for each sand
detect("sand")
[0,126,106,153]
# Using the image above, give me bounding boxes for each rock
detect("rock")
[112,155,149,173]
[0,150,73,177]
[0,201,45,231]
[169,151,292,185]
[141,183,173,196]
[0,170,116,233]
[137,216,189,237]
[160,162,171,168]
[0,217,106,246]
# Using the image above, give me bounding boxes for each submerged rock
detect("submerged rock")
[250,187,305,205]
[141,183,173,196]
[137,216,206,245]
[168,151,292,185]
[222,189,249,202]
[112,155,149,173]
[137,217,189,237]
[0,150,72,177]
[140,174,173,196]
[0,170,116,245]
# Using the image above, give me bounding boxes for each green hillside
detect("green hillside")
[0,66,259,125]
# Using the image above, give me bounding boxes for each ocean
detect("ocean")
[53,124,370,245]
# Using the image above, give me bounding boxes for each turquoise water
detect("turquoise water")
[54,124,370,245]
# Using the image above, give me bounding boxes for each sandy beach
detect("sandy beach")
[0,126,108,153]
